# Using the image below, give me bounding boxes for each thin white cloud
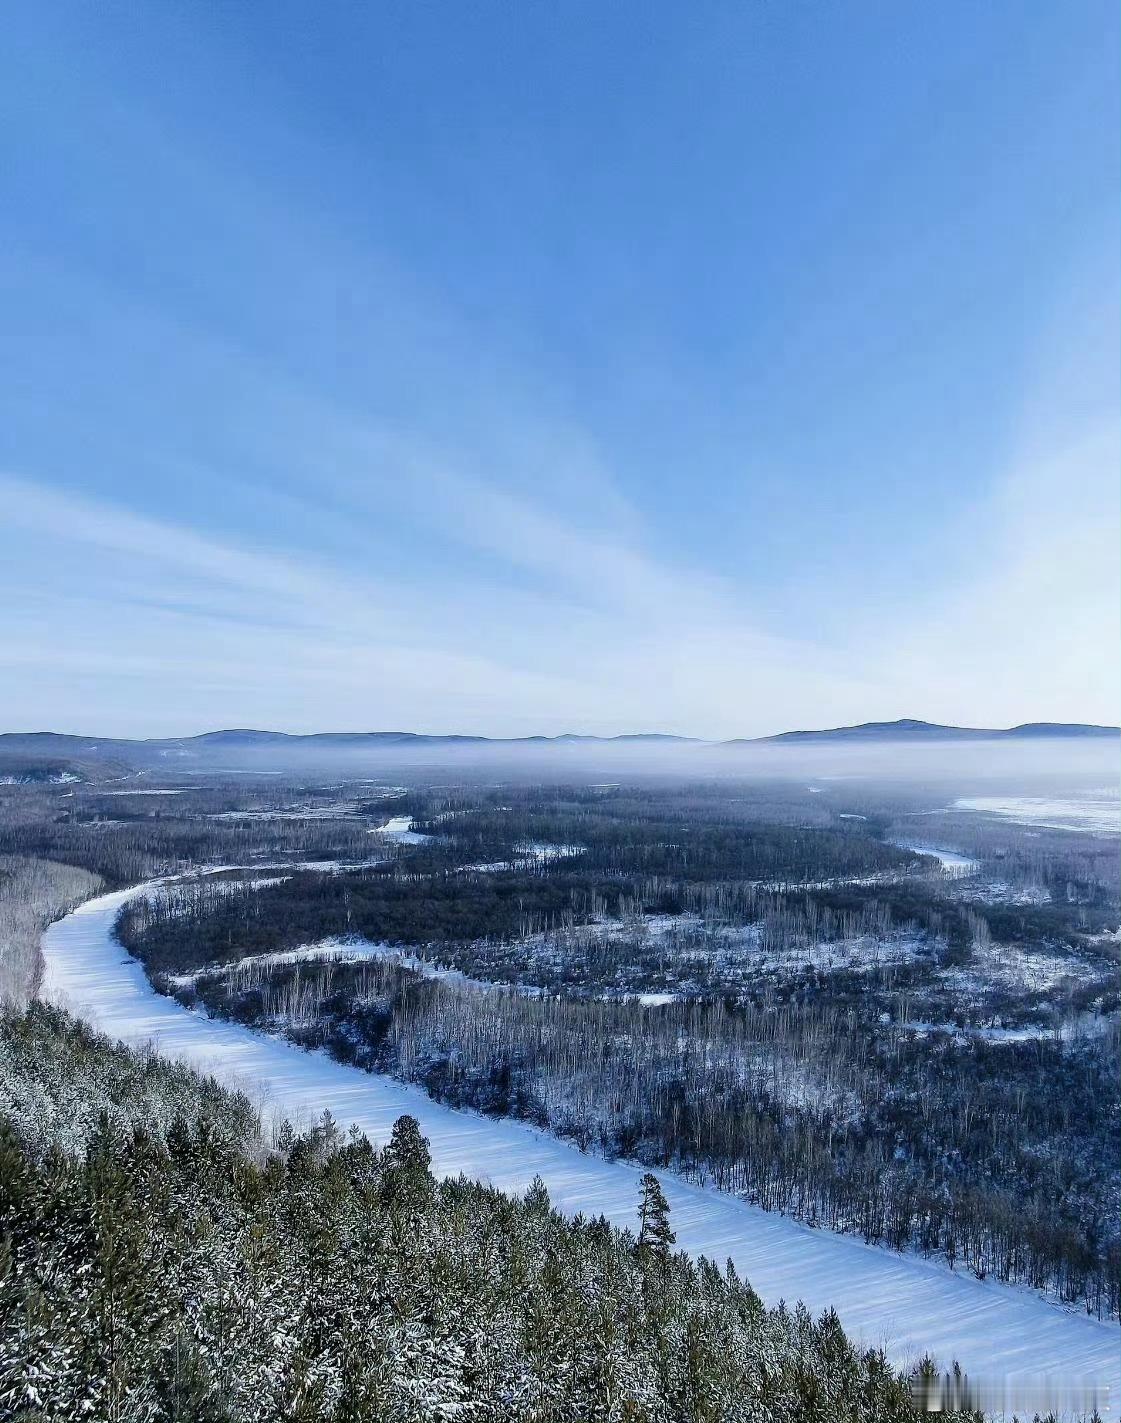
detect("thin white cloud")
[1,465,874,737]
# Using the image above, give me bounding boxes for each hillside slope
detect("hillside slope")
[0,1005,975,1422]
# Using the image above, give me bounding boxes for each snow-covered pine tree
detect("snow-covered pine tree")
[524,1174,551,1214]
[382,1114,433,1215]
[637,1172,675,1262]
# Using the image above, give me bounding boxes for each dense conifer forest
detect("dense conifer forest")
[0,1005,984,1422]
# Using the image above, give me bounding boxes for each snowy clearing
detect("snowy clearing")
[163,935,398,986]
[941,940,1094,995]
[40,881,1120,1420]
[515,840,586,860]
[168,936,497,996]
[372,815,431,844]
[207,803,366,822]
[890,841,980,876]
[897,1016,1112,1046]
[456,842,588,873]
[953,878,1051,906]
[97,788,190,796]
[550,912,926,971]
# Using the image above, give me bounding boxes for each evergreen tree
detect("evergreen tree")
[154,1332,231,1423]
[637,1172,675,1262]
[524,1174,551,1214]
[382,1114,432,1213]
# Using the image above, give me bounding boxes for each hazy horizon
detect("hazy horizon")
[6,721,1118,796]
[4,714,1119,743]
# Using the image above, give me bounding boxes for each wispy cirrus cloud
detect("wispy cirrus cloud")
[1,462,874,737]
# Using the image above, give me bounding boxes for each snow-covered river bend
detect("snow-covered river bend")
[41,880,1119,1420]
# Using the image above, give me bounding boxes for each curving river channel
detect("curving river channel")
[41,878,1119,1420]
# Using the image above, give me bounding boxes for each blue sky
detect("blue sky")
[2,2,1118,737]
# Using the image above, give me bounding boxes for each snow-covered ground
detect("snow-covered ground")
[164,935,398,986]
[168,936,499,996]
[941,940,1092,995]
[1,771,82,785]
[891,841,980,876]
[953,878,1051,906]
[169,934,689,1007]
[191,857,387,876]
[208,802,366,822]
[456,842,587,873]
[527,912,929,980]
[953,793,1121,836]
[373,815,431,844]
[895,1015,1111,1045]
[40,883,1119,1420]
[514,840,585,860]
[97,788,190,796]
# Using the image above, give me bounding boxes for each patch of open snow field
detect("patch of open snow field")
[953,878,1051,906]
[456,842,587,873]
[164,935,407,986]
[373,814,431,844]
[174,936,504,997]
[953,793,1121,835]
[190,857,387,876]
[207,802,366,822]
[514,840,586,860]
[890,841,980,875]
[97,788,190,795]
[41,882,1120,1420]
[896,1016,1111,1045]
[941,941,1092,995]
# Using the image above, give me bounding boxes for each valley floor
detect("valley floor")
[43,881,1121,1422]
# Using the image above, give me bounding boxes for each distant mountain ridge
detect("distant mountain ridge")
[0,728,702,774]
[752,718,1120,744]
[0,718,1115,773]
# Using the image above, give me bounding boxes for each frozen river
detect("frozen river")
[41,881,1119,1420]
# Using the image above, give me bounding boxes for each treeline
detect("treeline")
[115,865,924,987]
[118,868,625,973]
[115,857,1112,1000]
[0,809,374,887]
[888,811,1121,901]
[0,855,102,1005]
[410,801,919,885]
[167,953,1121,1320]
[0,1005,981,1422]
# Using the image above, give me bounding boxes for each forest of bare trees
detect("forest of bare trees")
[129,936,1121,1319]
[0,856,102,1004]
